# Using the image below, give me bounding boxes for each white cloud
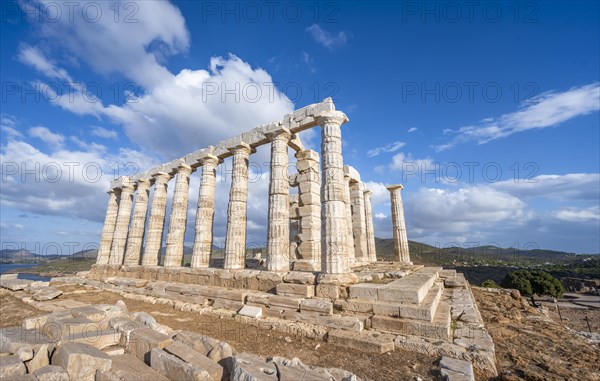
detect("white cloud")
[28,126,64,150]
[17,44,74,83]
[437,82,600,151]
[306,24,349,49]
[24,0,189,89]
[1,115,22,138]
[367,141,405,157]
[554,206,599,222]
[302,51,316,73]
[91,127,118,139]
[492,173,600,202]
[408,127,418,133]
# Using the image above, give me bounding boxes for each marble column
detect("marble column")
[388,184,411,263]
[109,179,134,265]
[363,189,377,263]
[350,181,369,264]
[266,129,291,272]
[142,172,170,267]
[343,175,356,266]
[318,111,350,274]
[96,189,120,265]
[123,179,151,266]
[224,143,252,270]
[191,155,219,268]
[164,163,193,268]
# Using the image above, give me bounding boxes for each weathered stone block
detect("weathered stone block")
[238,305,263,319]
[349,283,381,299]
[275,283,315,297]
[327,330,395,354]
[25,343,49,373]
[32,365,69,381]
[315,284,339,299]
[164,341,223,381]
[127,327,172,364]
[0,355,26,379]
[52,342,112,381]
[282,272,316,285]
[300,299,333,315]
[151,348,212,381]
[440,356,475,381]
[230,352,278,381]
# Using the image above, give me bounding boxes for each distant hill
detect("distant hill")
[374,238,596,266]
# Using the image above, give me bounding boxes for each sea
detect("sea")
[0,263,51,281]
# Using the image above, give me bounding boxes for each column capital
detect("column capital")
[387,184,404,192]
[228,142,253,156]
[135,178,151,190]
[199,154,220,166]
[317,111,349,127]
[265,127,291,142]
[363,189,373,197]
[175,163,193,176]
[152,171,171,184]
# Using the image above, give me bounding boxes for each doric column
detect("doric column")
[224,143,252,270]
[123,179,151,266]
[164,163,193,268]
[388,184,411,263]
[191,155,219,268]
[363,189,377,263]
[109,179,134,265]
[317,111,350,274]
[266,129,291,272]
[142,172,170,266]
[350,181,369,264]
[343,175,356,266]
[96,189,120,265]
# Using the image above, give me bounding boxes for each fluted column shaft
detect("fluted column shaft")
[96,189,120,265]
[164,164,193,267]
[350,181,369,264]
[109,180,134,265]
[318,111,350,274]
[142,172,170,266]
[343,175,356,266]
[224,143,252,270]
[364,189,377,263]
[191,155,219,268]
[123,179,151,266]
[388,184,410,263]
[267,129,291,272]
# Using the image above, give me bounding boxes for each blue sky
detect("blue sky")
[1,0,599,256]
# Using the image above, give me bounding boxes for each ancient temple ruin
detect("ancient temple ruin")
[88,98,497,377]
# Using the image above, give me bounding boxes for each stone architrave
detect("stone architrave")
[350,181,368,264]
[96,189,120,265]
[266,129,291,272]
[363,189,377,262]
[343,175,356,266]
[142,172,171,267]
[191,155,219,268]
[224,143,252,270]
[388,184,410,263]
[123,179,151,266]
[317,111,351,274]
[109,179,134,265]
[164,164,193,268]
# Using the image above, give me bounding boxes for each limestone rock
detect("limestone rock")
[126,327,172,364]
[174,331,234,362]
[33,287,63,301]
[99,353,169,381]
[0,355,26,379]
[14,344,34,361]
[25,343,49,373]
[230,352,278,381]
[51,342,112,381]
[439,356,475,381]
[164,341,223,381]
[32,365,70,381]
[150,348,212,381]
[238,305,262,319]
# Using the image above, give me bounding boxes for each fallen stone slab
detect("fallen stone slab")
[25,343,49,373]
[32,365,69,381]
[56,328,121,350]
[0,327,53,354]
[300,298,333,315]
[327,330,395,354]
[102,346,125,356]
[440,356,475,381]
[126,327,172,364]
[174,331,234,363]
[51,342,112,381]
[0,355,26,379]
[150,348,212,381]
[230,352,278,381]
[0,274,18,280]
[100,353,169,381]
[32,287,63,301]
[268,356,340,381]
[0,278,32,291]
[164,341,224,381]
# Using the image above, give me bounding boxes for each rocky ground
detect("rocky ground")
[2,282,598,380]
[472,287,600,381]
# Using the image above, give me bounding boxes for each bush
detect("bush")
[481,279,500,288]
[501,269,565,306]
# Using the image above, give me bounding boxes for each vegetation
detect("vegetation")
[501,270,565,306]
[481,279,500,288]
